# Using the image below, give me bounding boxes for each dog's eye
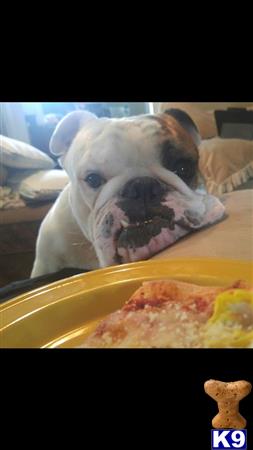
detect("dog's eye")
[85,173,105,189]
[173,159,196,183]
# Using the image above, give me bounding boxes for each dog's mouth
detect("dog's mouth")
[114,207,177,263]
[114,211,202,264]
[94,191,226,267]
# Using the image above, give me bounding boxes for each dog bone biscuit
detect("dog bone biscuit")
[204,379,252,429]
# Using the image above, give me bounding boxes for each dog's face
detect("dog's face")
[50,109,225,267]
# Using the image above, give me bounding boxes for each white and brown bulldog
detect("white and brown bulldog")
[31,109,225,277]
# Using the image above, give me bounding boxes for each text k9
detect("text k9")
[211,430,247,449]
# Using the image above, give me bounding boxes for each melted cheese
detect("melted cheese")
[204,289,253,348]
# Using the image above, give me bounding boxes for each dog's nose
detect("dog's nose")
[121,177,164,201]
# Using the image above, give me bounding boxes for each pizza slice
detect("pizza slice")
[81,279,253,348]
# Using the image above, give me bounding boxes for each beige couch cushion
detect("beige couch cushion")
[152,190,253,262]
[199,138,253,195]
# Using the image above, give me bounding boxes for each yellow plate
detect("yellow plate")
[0,258,252,348]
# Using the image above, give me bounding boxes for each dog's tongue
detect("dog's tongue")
[95,191,226,266]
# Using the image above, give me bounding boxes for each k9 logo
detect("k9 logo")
[211,430,247,449]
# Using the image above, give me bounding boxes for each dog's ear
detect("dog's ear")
[163,108,201,147]
[50,110,97,156]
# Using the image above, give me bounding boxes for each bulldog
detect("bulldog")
[31,109,225,278]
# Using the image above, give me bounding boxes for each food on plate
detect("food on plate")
[204,288,253,348]
[81,279,253,348]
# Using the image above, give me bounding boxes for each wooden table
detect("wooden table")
[0,202,53,286]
